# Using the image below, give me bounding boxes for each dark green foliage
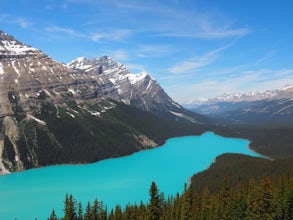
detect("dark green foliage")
[59,195,106,220]
[210,123,293,158]
[63,194,77,220]
[3,135,15,162]
[149,182,161,220]
[36,127,62,165]
[50,175,293,220]
[49,209,58,220]
[37,90,50,100]
[7,91,24,115]
[11,99,206,169]
[36,101,145,163]
[191,154,293,193]
[105,101,206,145]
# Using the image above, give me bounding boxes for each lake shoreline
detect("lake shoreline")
[0,131,270,176]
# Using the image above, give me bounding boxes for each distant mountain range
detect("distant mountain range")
[0,30,206,174]
[188,86,293,125]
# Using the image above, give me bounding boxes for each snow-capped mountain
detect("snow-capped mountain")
[0,29,198,120]
[188,86,293,125]
[67,56,168,111]
[186,86,293,108]
[66,55,203,121]
[0,30,206,174]
[0,30,69,116]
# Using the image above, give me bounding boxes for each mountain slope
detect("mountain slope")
[0,30,206,174]
[189,86,293,125]
[0,99,206,174]
[67,56,206,123]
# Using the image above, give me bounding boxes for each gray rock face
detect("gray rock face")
[67,56,180,114]
[0,30,184,118]
[0,30,76,117]
[0,30,204,174]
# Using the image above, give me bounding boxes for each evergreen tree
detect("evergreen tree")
[77,202,83,220]
[149,181,161,220]
[108,210,114,220]
[91,199,99,220]
[198,188,210,220]
[217,176,231,219]
[180,183,193,220]
[83,202,91,220]
[257,176,275,219]
[230,182,247,220]
[49,209,58,220]
[62,194,77,220]
[114,205,123,220]
[48,174,293,220]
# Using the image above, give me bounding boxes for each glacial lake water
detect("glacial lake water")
[0,132,261,220]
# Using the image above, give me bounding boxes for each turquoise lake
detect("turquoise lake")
[0,132,261,220]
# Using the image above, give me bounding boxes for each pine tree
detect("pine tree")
[230,182,247,220]
[114,205,123,220]
[217,176,231,219]
[77,202,83,220]
[180,183,193,220]
[198,188,210,220]
[83,202,91,220]
[258,176,276,219]
[62,194,77,220]
[49,209,58,220]
[91,199,99,220]
[149,181,162,220]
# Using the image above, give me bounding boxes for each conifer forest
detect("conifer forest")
[49,174,292,220]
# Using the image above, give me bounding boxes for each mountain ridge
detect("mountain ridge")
[0,30,206,174]
[186,85,293,108]
[188,85,293,125]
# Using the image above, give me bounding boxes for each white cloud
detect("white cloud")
[162,25,249,39]
[67,0,249,40]
[91,29,133,42]
[14,18,32,29]
[181,14,249,39]
[0,14,32,29]
[45,26,85,38]
[111,50,128,61]
[137,44,176,58]
[168,45,230,74]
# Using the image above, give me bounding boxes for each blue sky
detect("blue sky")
[1,0,293,103]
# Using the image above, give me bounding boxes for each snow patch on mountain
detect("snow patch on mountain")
[169,110,184,117]
[188,85,293,106]
[0,62,4,75]
[0,40,37,55]
[0,142,11,175]
[127,72,147,85]
[27,114,46,125]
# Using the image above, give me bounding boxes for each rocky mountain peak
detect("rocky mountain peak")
[0,30,7,36]
[0,30,39,59]
[0,31,73,117]
[0,30,206,175]
[1,30,201,123]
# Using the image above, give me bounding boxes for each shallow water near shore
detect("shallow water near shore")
[0,132,261,220]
